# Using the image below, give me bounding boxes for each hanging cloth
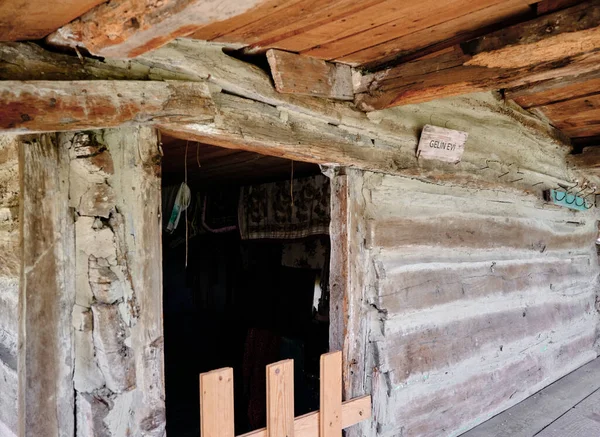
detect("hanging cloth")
[238,174,330,240]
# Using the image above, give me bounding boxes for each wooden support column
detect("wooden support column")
[64,127,165,436]
[19,134,75,437]
[328,172,370,437]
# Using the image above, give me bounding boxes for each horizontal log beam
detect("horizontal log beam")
[46,0,267,59]
[0,81,214,133]
[0,41,580,191]
[266,49,353,101]
[355,1,600,110]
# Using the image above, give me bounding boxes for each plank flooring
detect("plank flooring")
[462,357,600,437]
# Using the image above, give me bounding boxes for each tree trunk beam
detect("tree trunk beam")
[46,0,268,59]
[0,80,214,133]
[355,1,600,110]
[266,49,353,100]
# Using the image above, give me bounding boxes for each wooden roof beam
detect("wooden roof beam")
[0,80,214,133]
[46,0,268,59]
[355,0,600,111]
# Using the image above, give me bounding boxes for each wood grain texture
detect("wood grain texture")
[0,0,104,41]
[0,41,578,193]
[339,171,600,437]
[320,352,342,437]
[537,92,600,136]
[18,134,75,437]
[302,0,507,61]
[506,70,600,108]
[463,357,600,437]
[105,126,166,435]
[47,0,269,58]
[238,395,371,437]
[267,360,294,437]
[355,1,600,110]
[536,389,600,437]
[335,0,532,67]
[200,368,235,437]
[0,80,214,133]
[266,49,353,100]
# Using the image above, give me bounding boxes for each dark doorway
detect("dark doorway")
[160,136,332,436]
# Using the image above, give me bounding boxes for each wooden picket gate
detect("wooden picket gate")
[199,351,371,437]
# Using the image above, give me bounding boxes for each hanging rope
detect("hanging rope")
[290,160,294,207]
[185,141,189,268]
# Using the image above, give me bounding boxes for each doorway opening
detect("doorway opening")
[160,135,332,437]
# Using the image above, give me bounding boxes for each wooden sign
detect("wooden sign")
[416,125,468,163]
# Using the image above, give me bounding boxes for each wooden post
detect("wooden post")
[200,368,235,437]
[267,360,295,437]
[320,352,343,437]
[18,134,75,437]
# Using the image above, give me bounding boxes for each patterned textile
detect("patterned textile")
[281,237,329,269]
[238,175,330,240]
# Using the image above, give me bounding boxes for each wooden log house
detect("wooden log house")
[1,1,600,436]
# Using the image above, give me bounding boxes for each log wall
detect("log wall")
[0,136,18,437]
[337,169,600,437]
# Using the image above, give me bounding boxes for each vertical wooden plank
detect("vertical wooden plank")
[200,368,235,437]
[105,126,166,435]
[267,359,295,437]
[320,352,343,437]
[18,134,75,437]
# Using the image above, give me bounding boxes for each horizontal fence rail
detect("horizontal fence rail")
[199,351,371,437]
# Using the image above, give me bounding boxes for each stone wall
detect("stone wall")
[0,136,19,437]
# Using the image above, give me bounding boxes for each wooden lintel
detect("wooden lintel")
[355,0,600,110]
[266,49,353,101]
[0,80,214,133]
[46,0,267,59]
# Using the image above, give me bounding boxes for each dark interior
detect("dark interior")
[160,136,331,437]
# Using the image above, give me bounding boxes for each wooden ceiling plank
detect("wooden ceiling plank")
[303,0,511,62]
[190,0,299,42]
[506,72,600,108]
[0,0,104,41]
[335,0,532,67]
[266,49,353,100]
[0,80,214,133]
[46,0,270,59]
[215,0,386,50]
[538,93,600,131]
[355,1,600,110]
[267,0,444,54]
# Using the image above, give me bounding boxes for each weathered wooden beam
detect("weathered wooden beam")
[0,80,214,133]
[0,42,192,81]
[266,49,353,100]
[0,41,576,191]
[19,134,75,437]
[158,92,415,173]
[505,69,600,108]
[355,1,600,110]
[46,0,267,59]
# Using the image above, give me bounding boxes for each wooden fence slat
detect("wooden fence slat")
[267,359,295,437]
[320,352,343,437]
[238,396,371,437]
[200,368,235,437]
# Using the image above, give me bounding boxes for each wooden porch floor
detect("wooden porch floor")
[462,357,600,437]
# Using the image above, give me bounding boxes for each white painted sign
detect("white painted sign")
[416,124,468,163]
